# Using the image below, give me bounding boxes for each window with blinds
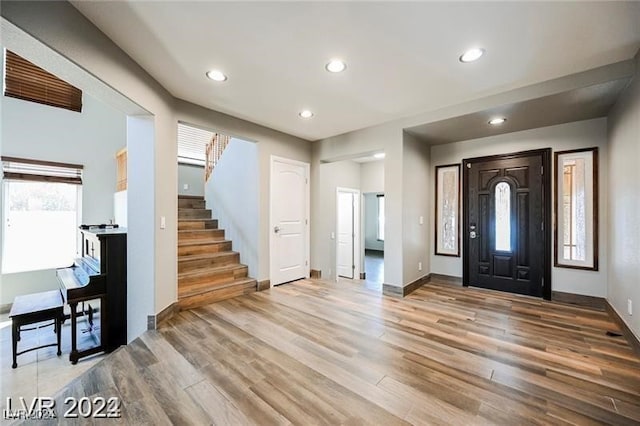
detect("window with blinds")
[177,123,214,166]
[2,156,83,185]
[2,157,83,273]
[3,49,83,113]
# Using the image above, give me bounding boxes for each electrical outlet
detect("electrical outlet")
[160,216,166,229]
[418,262,422,271]
[330,232,335,240]
[419,216,424,225]
[628,299,633,316]
[183,183,189,190]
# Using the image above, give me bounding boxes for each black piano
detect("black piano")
[56,228,127,364]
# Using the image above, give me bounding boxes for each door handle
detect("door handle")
[274,226,280,234]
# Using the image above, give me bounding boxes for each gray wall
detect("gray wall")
[607,53,640,339]
[360,161,384,194]
[430,118,609,297]
[178,163,204,196]
[205,138,259,278]
[0,89,126,305]
[402,132,431,285]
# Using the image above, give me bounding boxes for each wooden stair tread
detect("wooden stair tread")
[178,195,204,200]
[178,278,256,299]
[178,251,239,262]
[178,263,247,280]
[178,238,230,247]
[178,218,216,222]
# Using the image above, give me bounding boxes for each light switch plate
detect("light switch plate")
[183,183,189,190]
[160,216,166,229]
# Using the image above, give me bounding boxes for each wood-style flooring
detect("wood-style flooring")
[15,279,640,425]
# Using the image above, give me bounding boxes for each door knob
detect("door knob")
[274,226,280,233]
[470,231,477,239]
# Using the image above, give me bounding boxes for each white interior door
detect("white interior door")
[337,191,354,278]
[336,188,360,280]
[270,156,309,286]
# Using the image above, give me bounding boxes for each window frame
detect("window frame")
[376,194,384,241]
[553,147,598,271]
[434,163,461,257]
[2,157,83,273]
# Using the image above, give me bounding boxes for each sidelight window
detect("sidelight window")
[555,148,598,270]
[495,182,511,252]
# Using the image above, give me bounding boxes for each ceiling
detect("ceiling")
[406,77,632,144]
[71,1,640,141]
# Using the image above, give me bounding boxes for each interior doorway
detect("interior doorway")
[463,149,551,299]
[362,192,384,289]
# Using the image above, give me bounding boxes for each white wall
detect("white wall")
[607,53,640,339]
[364,194,384,251]
[0,89,126,305]
[313,160,361,280]
[126,115,155,341]
[430,118,609,297]
[177,163,204,196]
[206,138,259,278]
[402,132,431,286]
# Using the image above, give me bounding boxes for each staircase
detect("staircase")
[178,195,257,310]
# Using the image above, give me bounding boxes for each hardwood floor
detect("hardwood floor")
[15,279,640,425]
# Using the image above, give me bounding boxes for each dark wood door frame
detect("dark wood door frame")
[462,148,552,300]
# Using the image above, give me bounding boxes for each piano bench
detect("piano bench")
[9,290,65,369]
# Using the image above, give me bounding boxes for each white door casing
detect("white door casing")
[270,156,310,286]
[336,187,360,280]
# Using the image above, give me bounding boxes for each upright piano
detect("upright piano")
[56,228,127,364]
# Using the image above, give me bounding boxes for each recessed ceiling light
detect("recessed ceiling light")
[459,48,485,63]
[299,110,314,119]
[206,70,227,82]
[374,153,386,159]
[488,117,507,125]
[325,59,346,73]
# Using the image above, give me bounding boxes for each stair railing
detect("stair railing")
[205,133,231,181]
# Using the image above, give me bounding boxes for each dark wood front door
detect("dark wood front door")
[463,149,551,299]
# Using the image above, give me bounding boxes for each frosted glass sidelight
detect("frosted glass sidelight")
[562,159,586,261]
[495,182,511,252]
[442,170,457,251]
[554,148,597,270]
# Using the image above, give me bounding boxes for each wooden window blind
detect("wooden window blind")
[2,156,83,185]
[4,50,82,112]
